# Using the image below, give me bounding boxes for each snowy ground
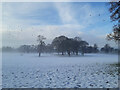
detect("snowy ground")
[2,53,119,88]
[0,52,2,89]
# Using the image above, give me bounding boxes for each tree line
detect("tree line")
[1,35,119,56]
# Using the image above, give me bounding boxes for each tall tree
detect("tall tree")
[80,41,89,56]
[60,38,74,56]
[52,36,68,55]
[107,1,120,42]
[37,35,46,57]
[101,44,111,53]
[93,44,99,53]
[73,37,82,55]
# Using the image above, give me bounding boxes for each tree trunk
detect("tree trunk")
[39,52,41,57]
[62,52,64,55]
[81,52,84,56]
[118,40,120,64]
[73,51,75,55]
[76,51,78,55]
[67,51,70,56]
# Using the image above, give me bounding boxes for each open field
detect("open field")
[2,53,119,88]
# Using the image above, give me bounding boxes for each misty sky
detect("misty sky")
[1,2,118,48]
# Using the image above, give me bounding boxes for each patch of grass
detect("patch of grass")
[110,63,120,67]
[109,63,120,75]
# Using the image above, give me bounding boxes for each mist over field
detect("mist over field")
[2,52,119,88]
[1,2,120,88]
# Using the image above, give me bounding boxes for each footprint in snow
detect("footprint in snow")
[77,84,81,87]
[36,76,38,78]
[15,76,17,78]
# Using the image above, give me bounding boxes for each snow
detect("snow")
[0,52,2,89]
[2,53,119,88]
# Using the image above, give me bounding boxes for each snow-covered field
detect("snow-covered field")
[2,53,119,88]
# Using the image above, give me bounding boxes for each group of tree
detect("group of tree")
[52,36,89,56]
[10,35,117,56]
[2,46,15,52]
[18,45,37,53]
[100,44,118,53]
[1,35,119,56]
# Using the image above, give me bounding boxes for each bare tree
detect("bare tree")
[107,1,120,42]
[37,35,46,57]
